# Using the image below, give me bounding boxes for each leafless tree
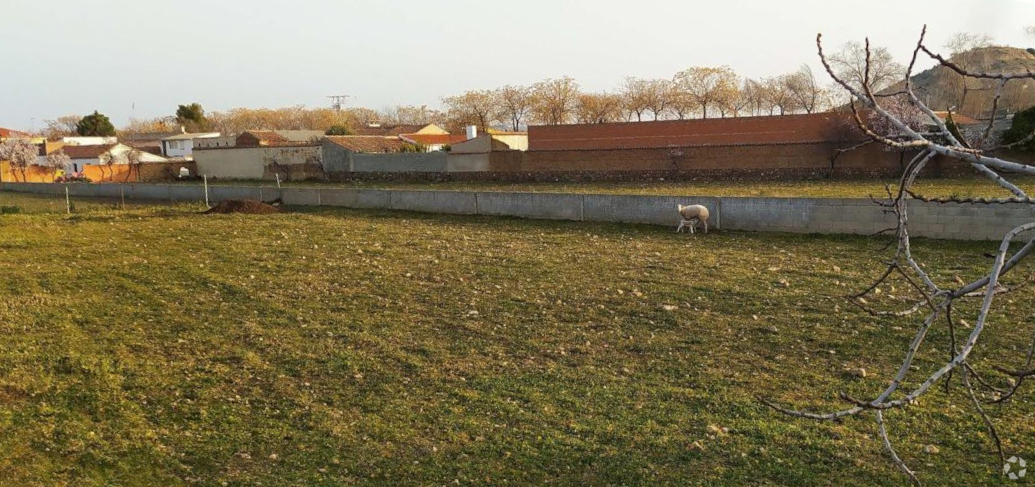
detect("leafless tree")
[828,41,905,92]
[530,77,581,125]
[783,65,826,114]
[940,32,996,117]
[668,88,698,120]
[496,85,533,131]
[762,76,798,115]
[574,92,624,124]
[621,77,653,122]
[41,115,82,141]
[443,90,498,131]
[673,66,739,118]
[643,79,674,121]
[763,26,1035,486]
[740,79,770,116]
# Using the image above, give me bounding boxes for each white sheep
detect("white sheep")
[676,204,709,234]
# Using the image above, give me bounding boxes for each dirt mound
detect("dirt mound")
[204,199,281,215]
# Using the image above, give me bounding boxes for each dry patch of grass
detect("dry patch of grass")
[262,176,1035,199]
[0,193,1032,486]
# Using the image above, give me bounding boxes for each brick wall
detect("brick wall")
[138,161,197,182]
[520,142,905,172]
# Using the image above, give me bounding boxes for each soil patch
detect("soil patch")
[203,199,281,215]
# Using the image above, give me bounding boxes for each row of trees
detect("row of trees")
[443,66,838,132]
[31,33,1008,138]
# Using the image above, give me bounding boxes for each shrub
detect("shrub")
[325,125,351,136]
[1001,105,1035,152]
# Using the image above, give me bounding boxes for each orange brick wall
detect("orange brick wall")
[82,162,198,183]
[1,161,58,183]
[84,165,136,182]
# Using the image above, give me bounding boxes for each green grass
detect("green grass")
[0,192,1033,486]
[199,176,1035,199]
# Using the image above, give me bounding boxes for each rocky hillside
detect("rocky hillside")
[883,46,1035,119]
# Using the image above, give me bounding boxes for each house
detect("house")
[60,136,118,146]
[322,136,440,176]
[122,130,185,156]
[399,132,469,152]
[0,126,32,141]
[193,131,323,180]
[194,136,237,149]
[235,130,324,148]
[62,143,167,172]
[160,132,221,159]
[0,126,45,145]
[447,129,526,172]
[351,123,447,136]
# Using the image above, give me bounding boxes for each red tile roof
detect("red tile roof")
[237,131,288,147]
[351,124,428,136]
[932,111,981,125]
[323,136,407,153]
[400,133,468,146]
[0,127,31,138]
[528,113,856,151]
[62,144,116,159]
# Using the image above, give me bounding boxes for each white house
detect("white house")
[60,136,118,146]
[161,132,221,159]
[62,144,167,172]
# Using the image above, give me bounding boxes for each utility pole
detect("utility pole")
[327,95,351,112]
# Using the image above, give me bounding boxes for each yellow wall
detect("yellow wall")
[0,161,58,183]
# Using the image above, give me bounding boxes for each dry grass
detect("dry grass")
[0,192,1033,486]
[256,176,1035,199]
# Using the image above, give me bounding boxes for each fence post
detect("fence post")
[65,185,71,214]
[204,174,210,208]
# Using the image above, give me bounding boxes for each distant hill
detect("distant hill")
[881,46,1035,119]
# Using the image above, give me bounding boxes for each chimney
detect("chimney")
[465,125,477,140]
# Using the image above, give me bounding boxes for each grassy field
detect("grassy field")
[203,176,1035,199]
[1,192,1033,486]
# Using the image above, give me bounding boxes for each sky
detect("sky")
[2,0,1035,131]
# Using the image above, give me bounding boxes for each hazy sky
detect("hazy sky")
[2,0,1035,130]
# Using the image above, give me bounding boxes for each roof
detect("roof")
[61,144,117,159]
[451,134,517,154]
[274,130,325,142]
[0,127,31,138]
[400,133,468,146]
[527,113,856,151]
[351,124,429,136]
[122,131,184,142]
[162,132,221,141]
[323,136,407,153]
[237,130,323,147]
[932,111,982,125]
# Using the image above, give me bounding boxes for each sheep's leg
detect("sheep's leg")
[676,221,684,233]
[704,221,708,234]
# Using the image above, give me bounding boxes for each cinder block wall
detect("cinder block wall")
[3,182,1031,242]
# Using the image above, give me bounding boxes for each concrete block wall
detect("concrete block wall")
[2,182,1032,241]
